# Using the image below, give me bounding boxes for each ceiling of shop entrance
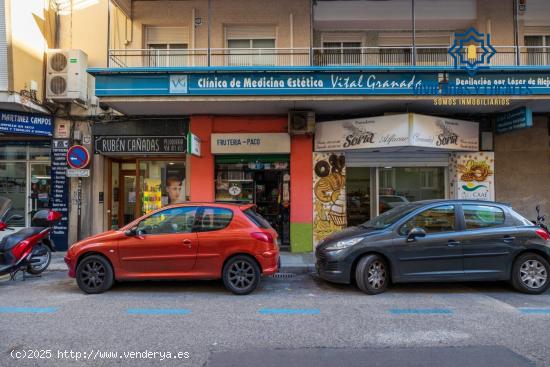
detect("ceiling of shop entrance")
[100,97,550,118]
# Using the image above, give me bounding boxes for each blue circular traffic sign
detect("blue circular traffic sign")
[67,145,90,169]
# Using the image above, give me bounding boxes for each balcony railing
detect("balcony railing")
[108,46,550,68]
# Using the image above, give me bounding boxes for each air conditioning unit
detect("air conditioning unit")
[46,49,88,103]
[288,110,315,135]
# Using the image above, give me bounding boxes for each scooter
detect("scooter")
[0,197,62,279]
[535,205,549,234]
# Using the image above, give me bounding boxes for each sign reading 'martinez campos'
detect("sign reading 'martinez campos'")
[315,114,479,152]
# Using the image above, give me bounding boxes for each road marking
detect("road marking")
[0,307,57,314]
[127,308,191,315]
[389,308,453,315]
[258,308,320,315]
[517,307,550,314]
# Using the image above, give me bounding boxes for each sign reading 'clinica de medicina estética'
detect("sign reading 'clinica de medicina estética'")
[314,113,479,152]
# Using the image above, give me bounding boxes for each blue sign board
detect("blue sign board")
[495,107,533,134]
[51,139,69,251]
[92,69,550,97]
[0,110,53,136]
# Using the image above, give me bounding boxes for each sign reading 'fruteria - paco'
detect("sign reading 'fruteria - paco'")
[315,113,479,152]
[94,136,187,154]
[211,133,291,154]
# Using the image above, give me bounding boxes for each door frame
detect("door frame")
[107,157,187,230]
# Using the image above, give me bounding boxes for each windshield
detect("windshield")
[361,203,420,229]
[0,196,12,221]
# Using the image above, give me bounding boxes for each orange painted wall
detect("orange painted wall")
[189,114,312,222]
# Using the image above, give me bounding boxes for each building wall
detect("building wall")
[130,0,311,49]
[494,116,550,220]
[189,115,313,252]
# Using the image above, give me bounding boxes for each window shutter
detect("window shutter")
[0,0,8,91]
[225,25,276,40]
[145,26,189,45]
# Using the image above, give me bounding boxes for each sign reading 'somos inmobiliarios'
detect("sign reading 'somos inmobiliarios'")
[315,113,479,152]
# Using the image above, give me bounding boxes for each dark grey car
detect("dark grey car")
[315,200,550,295]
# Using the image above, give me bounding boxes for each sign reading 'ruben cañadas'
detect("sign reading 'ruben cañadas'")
[94,136,186,154]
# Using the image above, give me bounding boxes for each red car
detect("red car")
[65,203,279,295]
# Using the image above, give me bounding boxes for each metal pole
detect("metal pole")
[207,0,211,67]
[412,0,416,66]
[513,0,520,65]
[310,0,314,66]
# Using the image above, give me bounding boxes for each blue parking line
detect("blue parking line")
[389,308,453,315]
[0,307,57,314]
[127,308,191,315]
[259,308,320,315]
[518,308,550,315]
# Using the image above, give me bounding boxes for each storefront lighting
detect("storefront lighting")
[169,162,175,165]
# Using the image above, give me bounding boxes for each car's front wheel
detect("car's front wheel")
[512,253,549,294]
[355,254,389,295]
[222,255,261,295]
[76,255,114,294]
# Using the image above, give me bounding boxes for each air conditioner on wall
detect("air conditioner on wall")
[46,49,88,103]
[288,110,315,135]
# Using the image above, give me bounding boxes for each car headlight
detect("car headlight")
[325,237,364,251]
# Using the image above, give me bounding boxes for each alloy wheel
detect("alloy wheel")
[367,260,387,289]
[228,260,255,291]
[519,259,547,289]
[81,260,106,290]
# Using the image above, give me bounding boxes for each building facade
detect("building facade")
[2,0,550,252]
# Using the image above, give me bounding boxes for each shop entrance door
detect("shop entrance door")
[29,163,52,222]
[120,170,137,228]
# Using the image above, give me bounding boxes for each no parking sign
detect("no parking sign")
[66,145,90,169]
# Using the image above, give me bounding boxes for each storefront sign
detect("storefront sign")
[449,152,495,201]
[187,132,201,156]
[67,145,90,169]
[495,107,533,134]
[94,136,187,155]
[0,110,53,136]
[50,139,69,250]
[315,114,479,152]
[211,133,290,154]
[93,70,550,97]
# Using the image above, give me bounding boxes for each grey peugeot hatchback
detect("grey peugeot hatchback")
[315,200,550,295]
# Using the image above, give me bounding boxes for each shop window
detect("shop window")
[462,204,505,230]
[198,207,233,232]
[0,145,27,160]
[140,161,186,215]
[346,167,372,226]
[0,162,27,226]
[137,206,197,235]
[400,205,456,235]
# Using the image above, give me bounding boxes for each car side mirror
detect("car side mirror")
[407,227,426,242]
[124,227,137,236]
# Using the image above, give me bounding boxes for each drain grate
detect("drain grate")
[271,272,296,279]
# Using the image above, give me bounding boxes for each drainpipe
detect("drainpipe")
[310,0,313,66]
[207,0,211,66]
[513,0,520,65]
[412,0,416,66]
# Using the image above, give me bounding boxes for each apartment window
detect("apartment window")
[145,26,189,67]
[322,41,362,65]
[225,25,276,66]
[524,36,550,66]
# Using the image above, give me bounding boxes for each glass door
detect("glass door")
[29,163,52,221]
[120,170,137,228]
[0,162,27,227]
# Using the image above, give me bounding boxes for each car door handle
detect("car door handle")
[503,236,516,243]
[182,239,193,248]
[447,240,461,247]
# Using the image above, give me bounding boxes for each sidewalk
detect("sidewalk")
[49,251,315,274]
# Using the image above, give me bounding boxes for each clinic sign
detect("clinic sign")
[315,113,479,152]
[0,110,53,136]
[93,70,550,97]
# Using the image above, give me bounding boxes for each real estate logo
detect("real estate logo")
[448,27,497,76]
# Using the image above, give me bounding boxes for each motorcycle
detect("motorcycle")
[535,205,549,234]
[0,197,62,279]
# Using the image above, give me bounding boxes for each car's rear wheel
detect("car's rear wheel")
[355,254,389,295]
[76,255,114,294]
[512,253,549,294]
[222,255,261,295]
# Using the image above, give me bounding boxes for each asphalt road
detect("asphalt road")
[1,270,549,367]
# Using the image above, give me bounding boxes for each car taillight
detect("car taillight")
[535,228,550,241]
[11,240,32,259]
[251,232,274,244]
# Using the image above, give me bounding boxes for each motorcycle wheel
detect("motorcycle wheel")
[27,244,51,275]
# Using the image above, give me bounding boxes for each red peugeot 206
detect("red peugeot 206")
[64,203,279,295]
